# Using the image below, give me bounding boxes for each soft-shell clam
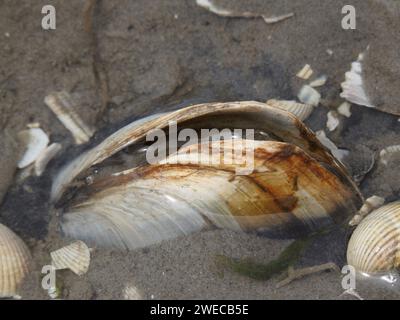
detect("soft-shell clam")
[0,223,31,297]
[52,101,362,250]
[347,201,400,274]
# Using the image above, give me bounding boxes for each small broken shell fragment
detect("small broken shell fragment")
[315,130,349,162]
[347,201,400,274]
[309,75,327,88]
[266,99,314,121]
[123,285,142,300]
[44,91,94,145]
[17,127,49,169]
[296,64,313,80]
[50,240,90,276]
[380,145,400,166]
[34,142,62,176]
[326,111,340,132]
[261,13,294,24]
[196,0,293,24]
[0,223,31,298]
[340,53,375,109]
[349,195,385,226]
[338,102,352,118]
[297,85,321,107]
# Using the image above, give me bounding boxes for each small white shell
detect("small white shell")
[340,53,375,108]
[316,130,349,161]
[309,75,327,88]
[296,64,313,80]
[298,85,321,107]
[123,285,142,300]
[50,241,90,276]
[196,0,293,24]
[44,91,94,145]
[338,102,352,118]
[349,195,385,226]
[326,111,340,132]
[34,143,62,176]
[0,224,31,297]
[347,201,400,274]
[261,13,294,24]
[380,145,400,165]
[18,128,49,169]
[266,99,314,121]
[196,0,233,16]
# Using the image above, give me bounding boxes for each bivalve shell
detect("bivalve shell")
[53,101,362,250]
[0,223,31,297]
[50,240,90,276]
[347,201,400,274]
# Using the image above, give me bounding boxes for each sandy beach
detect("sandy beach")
[0,0,400,299]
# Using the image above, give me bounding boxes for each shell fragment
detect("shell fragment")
[50,240,91,276]
[44,91,94,145]
[296,64,313,80]
[298,85,321,107]
[18,128,49,169]
[266,99,314,121]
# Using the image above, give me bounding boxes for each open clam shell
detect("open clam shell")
[53,101,362,250]
[50,240,90,276]
[51,101,355,203]
[347,201,400,274]
[0,224,31,297]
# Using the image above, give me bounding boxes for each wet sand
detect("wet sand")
[1,0,400,299]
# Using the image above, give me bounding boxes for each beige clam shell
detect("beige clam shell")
[61,139,362,250]
[0,223,31,297]
[54,101,362,250]
[347,201,400,274]
[50,240,90,276]
[52,101,354,203]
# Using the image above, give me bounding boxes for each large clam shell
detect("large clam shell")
[52,100,362,250]
[50,240,90,276]
[347,201,400,274]
[61,140,361,250]
[0,223,31,297]
[52,101,355,202]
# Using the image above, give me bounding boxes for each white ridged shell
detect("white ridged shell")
[347,201,400,274]
[50,241,90,276]
[380,145,400,166]
[0,224,31,297]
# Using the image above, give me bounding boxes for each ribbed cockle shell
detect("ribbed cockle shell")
[0,224,31,297]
